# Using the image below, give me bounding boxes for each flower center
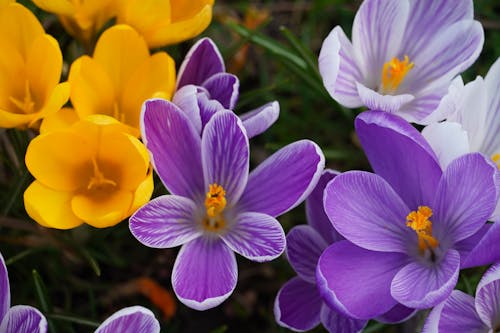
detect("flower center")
[203,183,227,232]
[9,80,35,114]
[381,55,414,93]
[492,153,500,169]
[87,158,116,191]
[406,206,439,253]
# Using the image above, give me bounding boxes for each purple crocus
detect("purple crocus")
[318,0,484,123]
[129,99,324,310]
[317,111,498,320]
[173,37,279,138]
[274,170,367,332]
[0,252,47,333]
[95,306,159,333]
[423,263,500,333]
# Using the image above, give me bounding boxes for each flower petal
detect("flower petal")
[239,101,280,139]
[197,92,225,130]
[202,73,239,110]
[39,107,79,134]
[95,306,160,333]
[376,303,417,324]
[318,26,363,108]
[459,222,500,269]
[391,249,460,309]
[172,237,237,310]
[483,57,500,156]
[432,153,497,244]
[177,37,224,89]
[355,110,442,209]
[274,277,322,332]
[172,85,202,134]
[130,195,201,249]
[239,140,324,217]
[421,296,446,333]
[317,241,406,320]
[0,305,47,333]
[202,111,249,205]
[324,171,412,253]
[438,290,487,333]
[141,99,204,199]
[356,82,415,115]
[285,225,328,283]
[476,263,500,328]
[320,304,367,333]
[221,212,285,262]
[306,169,341,244]
[0,252,10,321]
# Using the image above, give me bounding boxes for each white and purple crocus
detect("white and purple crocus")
[317,111,498,320]
[94,306,160,333]
[319,0,483,123]
[129,99,324,310]
[0,252,46,333]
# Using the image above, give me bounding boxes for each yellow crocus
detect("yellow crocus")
[24,115,153,229]
[115,0,215,48]
[68,24,175,136]
[0,3,69,129]
[31,0,115,49]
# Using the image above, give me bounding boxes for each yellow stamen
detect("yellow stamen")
[381,55,414,93]
[406,206,439,252]
[492,153,500,169]
[9,80,35,114]
[87,158,116,190]
[112,102,126,124]
[205,183,227,218]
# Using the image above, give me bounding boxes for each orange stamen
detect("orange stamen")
[381,55,414,93]
[406,206,439,252]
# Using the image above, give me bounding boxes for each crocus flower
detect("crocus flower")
[274,170,367,332]
[317,111,498,320]
[130,99,324,310]
[318,0,483,123]
[423,263,500,333]
[174,37,279,138]
[0,3,69,129]
[114,0,214,48]
[24,115,153,229]
[31,0,114,49]
[68,24,176,136]
[0,252,47,333]
[95,306,159,333]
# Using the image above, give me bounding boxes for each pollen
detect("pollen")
[406,206,439,252]
[381,55,414,93]
[205,183,227,218]
[492,153,500,169]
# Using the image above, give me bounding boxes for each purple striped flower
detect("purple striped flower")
[274,170,367,332]
[317,111,498,320]
[95,306,160,333]
[0,252,47,333]
[174,37,279,138]
[423,263,500,333]
[319,0,484,123]
[129,99,324,310]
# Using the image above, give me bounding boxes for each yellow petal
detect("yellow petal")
[127,170,154,217]
[0,0,15,6]
[120,52,176,129]
[31,0,74,15]
[39,107,79,134]
[72,188,134,228]
[24,180,83,229]
[28,81,70,129]
[93,25,150,93]
[0,108,36,128]
[170,0,214,21]
[25,130,94,191]
[115,0,171,33]
[69,56,115,119]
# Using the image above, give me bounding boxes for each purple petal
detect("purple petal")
[320,304,367,333]
[316,241,407,320]
[0,252,10,321]
[458,222,500,269]
[391,249,460,309]
[286,225,328,283]
[129,195,201,249]
[351,0,409,85]
[197,92,225,130]
[432,153,497,245]
[274,277,322,331]
[202,73,239,110]
[483,58,500,155]
[172,85,202,134]
[422,298,446,333]
[239,140,324,217]
[0,306,47,333]
[177,38,225,88]
[355,110,442,209]
[202,111,249,205]
[356,82,414,114]
[172,237,237,310]
[141,99,204,199]
[376,303,417,324]
[95,306,160,333]
[324,171,412,253]
[438,290,488,333]
[221,212,285,262]
[319,26,363,108]
[240,101,280,139]
[306,169,342,244]
[400,91,449,124]
[476,263,500,328]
